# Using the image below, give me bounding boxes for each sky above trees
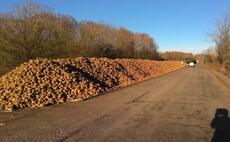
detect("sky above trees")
[1,0,230,54]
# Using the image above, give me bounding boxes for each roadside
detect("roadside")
[203,64,230,88]
[0,58,185,112]
[1,65,230,142]
[204,64,230,78]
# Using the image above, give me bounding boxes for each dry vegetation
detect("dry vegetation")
[205,64,230,78]
[201,14,230,71]
[161,51,196,63]
[0,1,160,75]
[0,58,185,112]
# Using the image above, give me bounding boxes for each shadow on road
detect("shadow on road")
[211,108,230,142]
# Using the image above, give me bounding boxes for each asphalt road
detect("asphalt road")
[1,66,230,142]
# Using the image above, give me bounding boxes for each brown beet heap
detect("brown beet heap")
[0,57,184,111]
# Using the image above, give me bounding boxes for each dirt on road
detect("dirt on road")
[0,66,230,142]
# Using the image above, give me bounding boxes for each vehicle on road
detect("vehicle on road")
[189,62,195,67]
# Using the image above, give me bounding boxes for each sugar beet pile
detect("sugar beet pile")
[0,58,184,111]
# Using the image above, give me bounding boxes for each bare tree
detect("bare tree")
[161,51,194,62]
[0,0,79,74]
[211,15,230,70]
[0,0,161,75]
[133,33,159,59]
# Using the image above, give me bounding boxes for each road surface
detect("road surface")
[1,66,230,142]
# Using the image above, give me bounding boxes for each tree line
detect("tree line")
[201,15,230,71]
[0,0,160,75]
[161,51,195,63]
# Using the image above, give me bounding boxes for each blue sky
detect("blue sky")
[1,0,230,54]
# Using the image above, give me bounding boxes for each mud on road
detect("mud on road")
[1,66,230,142]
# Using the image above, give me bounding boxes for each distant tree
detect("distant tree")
[0,0,161,75]
[201,48,217,64]
[0,0,79,74]
[161,51,194,62]
[133,33,159,59]
[116,27,135,58]
[77,23,160,59]
[77,22,117,57]
[211,14,230,70]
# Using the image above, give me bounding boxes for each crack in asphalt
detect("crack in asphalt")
[57,129,81,142]
[127,91,151,104]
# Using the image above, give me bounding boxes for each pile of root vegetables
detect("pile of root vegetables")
[0,58,184,111]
